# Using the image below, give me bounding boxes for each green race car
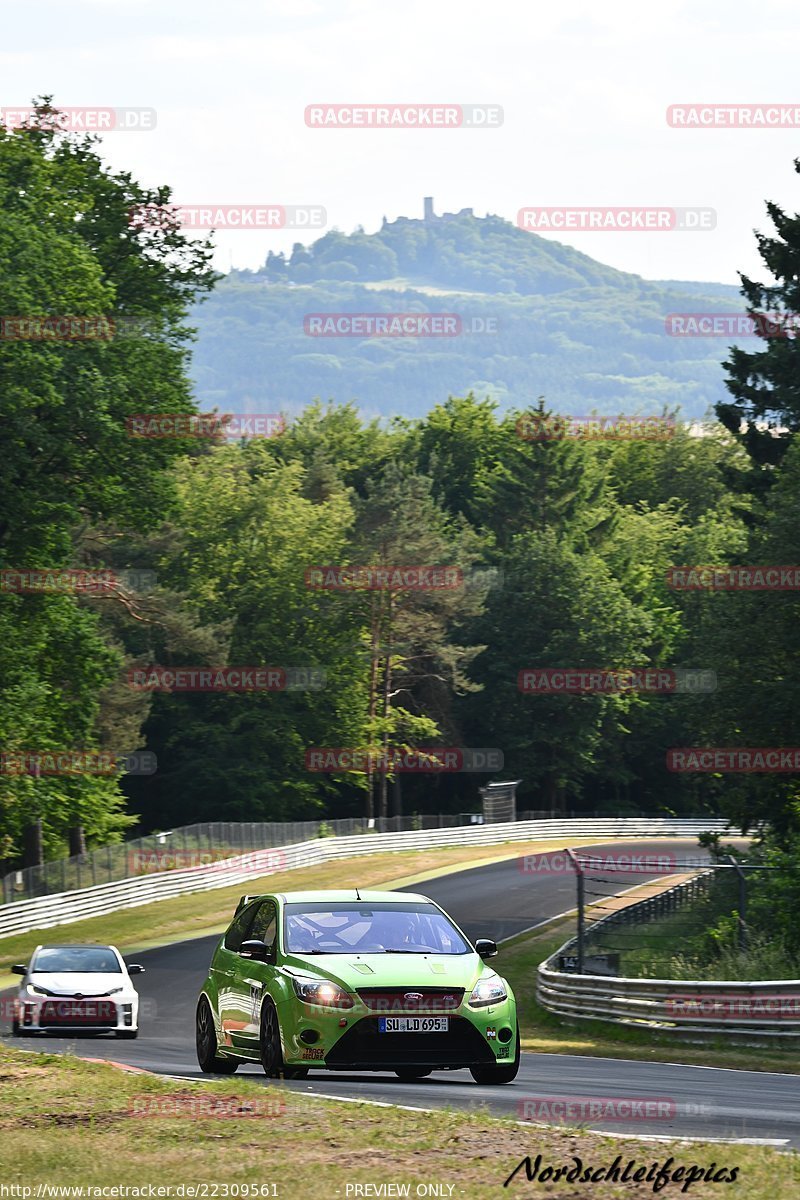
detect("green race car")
[196,889,520,1084]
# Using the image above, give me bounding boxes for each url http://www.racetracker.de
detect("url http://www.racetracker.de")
[0,1188,280,1198]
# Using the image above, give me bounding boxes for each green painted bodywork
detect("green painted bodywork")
[198,889,517,1069]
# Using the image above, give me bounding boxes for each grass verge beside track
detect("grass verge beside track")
[2,1045,797,1199]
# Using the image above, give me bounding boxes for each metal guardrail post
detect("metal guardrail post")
[565,848,585,974]
[727,854,748,953]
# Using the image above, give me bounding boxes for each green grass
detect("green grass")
[590,903,723,979]
[502,921,800,1073]
[576,880,800,982]
[2,1044,798,1198]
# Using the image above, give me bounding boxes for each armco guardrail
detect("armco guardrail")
[2,812,502,903]
[537,871,800,1039]
[0,817,730,940]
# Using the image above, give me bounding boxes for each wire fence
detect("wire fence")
[0,808,572,903]
[559,849,778,979]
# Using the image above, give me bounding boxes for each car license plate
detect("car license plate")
[378,1017,449,1033]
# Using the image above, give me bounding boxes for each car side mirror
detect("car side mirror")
[127,964,145,975]
[240,939,274,963]
[475,939,498,960]
[11,964,27,975]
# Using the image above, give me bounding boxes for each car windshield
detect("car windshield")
[283,901,470,955]
[32,947,121,973]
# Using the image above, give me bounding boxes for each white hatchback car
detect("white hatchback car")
[12,943,144,1038]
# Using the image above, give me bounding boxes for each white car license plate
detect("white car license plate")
[378,1017,449,1033]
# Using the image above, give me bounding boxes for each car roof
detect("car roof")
[36,942,120,950]
[250,890,432,904]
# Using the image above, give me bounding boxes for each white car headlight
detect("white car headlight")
[469,976,507,1007]
[26,984,48,996]
[106,987,124,995]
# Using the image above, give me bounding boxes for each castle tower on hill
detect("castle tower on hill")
[422,197,474,223]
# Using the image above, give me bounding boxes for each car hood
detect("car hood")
[283,952,489,993]
[26,971,130,996]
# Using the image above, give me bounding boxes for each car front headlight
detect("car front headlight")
[469,976,507,1007]
[26,984,48,996]
[106,987,124,995]
[291,977,354,1009]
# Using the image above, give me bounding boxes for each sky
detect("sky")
[3,0,800,284]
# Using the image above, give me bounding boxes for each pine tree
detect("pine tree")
[719,156,800,469]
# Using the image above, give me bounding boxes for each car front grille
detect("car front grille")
[325,1015,493,1069]
[39,999,117,1026]
[356,987,465,1013]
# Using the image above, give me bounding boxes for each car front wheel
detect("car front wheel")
[259,1000,308,1080]
[196,996,238,1074]
[469,1027,520,1085]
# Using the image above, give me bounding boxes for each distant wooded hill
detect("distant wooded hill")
[188,208,744,420]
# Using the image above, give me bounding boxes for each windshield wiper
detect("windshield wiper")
[382,948,426,954]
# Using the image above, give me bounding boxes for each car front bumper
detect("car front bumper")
[16,995,138,1033]
[279,995,517,1069]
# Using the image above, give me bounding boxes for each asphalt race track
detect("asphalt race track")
[4,838,800,1146]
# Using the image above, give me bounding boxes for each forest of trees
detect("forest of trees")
[3,108,800,881]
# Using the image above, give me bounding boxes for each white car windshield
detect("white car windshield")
[32,947,121,973]
[283,901,470,955]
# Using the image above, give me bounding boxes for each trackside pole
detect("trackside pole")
[727,854,748,953]
[565,848,585,973]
